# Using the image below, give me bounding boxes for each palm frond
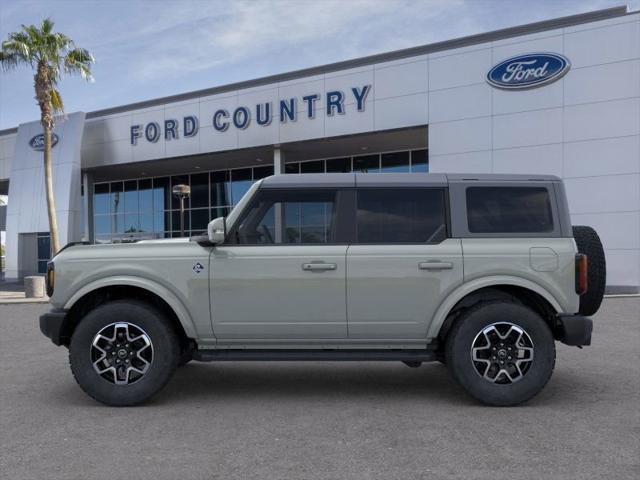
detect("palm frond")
[0,51,20,70]
[41,18,54,35]
[50,88,64,113]
[0,40,31,65]
[64,47,94,81]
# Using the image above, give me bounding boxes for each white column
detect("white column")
[273,147,284,242]
[273,146,285,175]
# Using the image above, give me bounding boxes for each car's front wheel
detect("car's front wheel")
[69,300,180,406]
[446,302,555,406]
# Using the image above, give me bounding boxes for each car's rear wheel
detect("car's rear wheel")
[446,301,555,406]
[69,300,180,406]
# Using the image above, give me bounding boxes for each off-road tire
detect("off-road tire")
[573,225,606,316]
[69,300,180,406]
[446,301,555,406]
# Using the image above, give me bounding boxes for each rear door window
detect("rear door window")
[356,188,447,243]
[466,187,553,233]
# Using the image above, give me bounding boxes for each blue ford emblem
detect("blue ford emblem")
[487,53,570,90]
[29,133,59,151]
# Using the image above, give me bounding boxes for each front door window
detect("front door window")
[231,190,337,245]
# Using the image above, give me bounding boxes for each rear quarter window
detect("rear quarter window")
[466,186,554,234]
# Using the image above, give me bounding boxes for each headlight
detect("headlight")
[46,262,55,297]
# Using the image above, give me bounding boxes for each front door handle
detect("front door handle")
[419,261,453,271]
[302,262,337,272]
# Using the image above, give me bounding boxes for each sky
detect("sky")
[0,0,636,130]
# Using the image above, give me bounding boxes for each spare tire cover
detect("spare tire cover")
[572,225,606,316]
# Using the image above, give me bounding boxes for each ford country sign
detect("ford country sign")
[487,53,570,90]
[29,133,59,151]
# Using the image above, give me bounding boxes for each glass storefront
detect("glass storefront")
[92,149,428,243]
[37,232,50,273]
[285,149,428,174]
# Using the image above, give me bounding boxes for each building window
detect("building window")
[411,149,429,172]
[37,232,50,274]
[353,154,380,173]
[93,164,268,243]
[283,149,428,176]
[326,157,351,173]
[381,151,410,173]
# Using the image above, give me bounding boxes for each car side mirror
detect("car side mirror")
[208,216,226,245]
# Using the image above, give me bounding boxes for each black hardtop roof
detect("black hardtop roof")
[259,173,561,188]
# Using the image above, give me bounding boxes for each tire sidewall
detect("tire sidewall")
[446,302,555,406]
[69,301,179,406]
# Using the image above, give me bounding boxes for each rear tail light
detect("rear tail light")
[46,262,55,297]
[575,254,588,295]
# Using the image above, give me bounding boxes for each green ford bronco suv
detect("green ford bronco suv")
[40,173,605,406]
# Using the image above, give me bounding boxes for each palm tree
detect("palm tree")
[0,18,94,255]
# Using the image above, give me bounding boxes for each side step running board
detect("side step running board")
[192,349,438,362]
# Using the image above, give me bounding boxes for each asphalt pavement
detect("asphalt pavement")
[1,298,639,480]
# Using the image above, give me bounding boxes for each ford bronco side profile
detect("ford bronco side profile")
[40,173,606,406]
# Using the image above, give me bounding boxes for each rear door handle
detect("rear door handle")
[419,261,453,271]
[302,262,337,271]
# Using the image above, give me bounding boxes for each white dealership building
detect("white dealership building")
[0,6,639,292]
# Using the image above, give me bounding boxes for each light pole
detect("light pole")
[172,184,191,237]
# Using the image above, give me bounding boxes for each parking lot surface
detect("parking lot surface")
[1,298,638,480]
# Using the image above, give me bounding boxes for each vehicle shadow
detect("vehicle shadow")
[154,361,473,406]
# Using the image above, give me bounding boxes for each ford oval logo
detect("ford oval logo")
[29,133,59,151]
[487,53,570,90]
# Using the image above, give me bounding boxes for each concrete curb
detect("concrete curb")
[0,297,50,305]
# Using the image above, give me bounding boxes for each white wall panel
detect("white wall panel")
[564,174,640,214]
[570,211,640,250]
[493,143,563,176]
[428,83,491,123]
[492,34,563,62]
[374,54,428,69]
[492,80,563,115]
[199,124,238,153]
[199,94,238,128]
[0,157,12,180]
[564,60,640,106]
[102,114,134,143]
[564,20,640,68]
[603,250,640,287]
[80,142,104,169]
[325,102,374,138]
[429,150,492,173]
[6,113,85,278]
[324,69,374,107]
[564,98,640,142]
[82,120,105,145]
[428,48,491,90]
[493,108,562,149]
[374,60,427,100]
[278,79,325,114]
[164,102,200,158]
[564,135,640,178]
[279,112,325,144]
[430,116,491,155]
[238,116,280,149]
[374,93,428,131]
[103,139,133,166]
[0,134,16,159]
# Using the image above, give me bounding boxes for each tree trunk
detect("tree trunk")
[36,63,61,256]
[43,122,61,254]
